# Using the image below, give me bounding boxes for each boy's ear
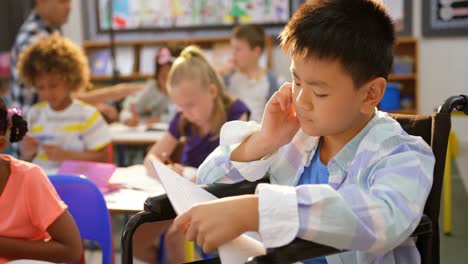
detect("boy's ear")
[360,77,386,114]
[253,46,262,57]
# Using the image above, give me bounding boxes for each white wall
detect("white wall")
[413,0,468,143]
[62,0,83,44]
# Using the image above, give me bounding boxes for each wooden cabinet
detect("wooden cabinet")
[389,37,419,114]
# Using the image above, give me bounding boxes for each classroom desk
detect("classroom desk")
[109,123,167,145]
[109,123,169,166]
[104,165,165,214]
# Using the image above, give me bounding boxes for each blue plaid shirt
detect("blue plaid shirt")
[197,110,435,264]
[10,11,56,113]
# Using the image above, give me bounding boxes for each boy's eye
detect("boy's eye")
[314,92,328,98]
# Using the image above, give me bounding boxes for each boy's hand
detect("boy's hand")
[42,144,66,162]
[96,103,119,123]
[144,116,160,125]
[144,154,158,177]
[260,83,300,148]
[124,115,140,127]
[20,136,39,159]
[173,195,259,253]
[169,163,185,175]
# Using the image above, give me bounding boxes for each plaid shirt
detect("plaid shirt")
[10,11,56,113]
[197,110,435,264]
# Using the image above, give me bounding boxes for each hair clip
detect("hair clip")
[7,107,22,127]
[158,47,174,65]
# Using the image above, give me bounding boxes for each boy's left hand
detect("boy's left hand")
[42,144,66,162]
[144,116,161,125]
[96,103,119,123]
[173,195,259,253]
[169,163,184,175]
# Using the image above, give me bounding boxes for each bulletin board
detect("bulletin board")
[97,0,292,32]
[423,0,468,37]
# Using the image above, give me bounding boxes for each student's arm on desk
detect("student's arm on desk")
[144,132,179,176]
[74,83,144,105]
[0,211,82,262]
[42,144,109,163]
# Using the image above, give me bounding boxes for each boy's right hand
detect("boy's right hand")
[259,83,300,149]
[20,136,39,160]
[124,115,140,127]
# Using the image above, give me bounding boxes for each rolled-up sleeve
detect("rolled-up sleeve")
[256,183,299,248]
[197,120,276,184]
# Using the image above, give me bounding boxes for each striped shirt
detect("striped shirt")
[197,110,435,264]
[10,11,57,113]
[27,100,110,174]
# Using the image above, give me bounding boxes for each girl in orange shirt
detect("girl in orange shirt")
[0,98,82,263]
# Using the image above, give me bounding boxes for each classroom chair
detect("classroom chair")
[121,95,467,264]
[106,143,114,164]
[49,174,113,264]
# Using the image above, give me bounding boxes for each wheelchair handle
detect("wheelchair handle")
[439,95,468,114]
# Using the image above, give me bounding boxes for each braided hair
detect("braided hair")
[0,99,28,143]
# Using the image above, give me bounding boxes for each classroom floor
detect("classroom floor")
[85,154,468,264]
[440,154,468,263]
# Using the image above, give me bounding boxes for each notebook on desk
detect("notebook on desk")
[57,160,118,193]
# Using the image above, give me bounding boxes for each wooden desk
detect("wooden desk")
[105,165,165,214]
[109,123,167,145]
[110,123,168,166]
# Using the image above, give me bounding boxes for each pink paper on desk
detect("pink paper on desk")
[58,160,118,193]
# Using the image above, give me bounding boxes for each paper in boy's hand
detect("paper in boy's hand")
[150,158,266,264]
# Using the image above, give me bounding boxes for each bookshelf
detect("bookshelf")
[83,36,274,82]
[83,37,419,114]
[388,37,419,114]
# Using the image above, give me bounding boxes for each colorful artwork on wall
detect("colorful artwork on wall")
[423,0,468,37]
[97,0,291,32]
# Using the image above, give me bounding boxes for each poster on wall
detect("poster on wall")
[97,0,291,32]
[423,0,468,37]
[381,0,413,36]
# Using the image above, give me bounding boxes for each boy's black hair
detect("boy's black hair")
[280,0,395,87]
[0,99,28,143]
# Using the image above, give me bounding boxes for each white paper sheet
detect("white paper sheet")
[110,164,165,194]
[150,158,266,264]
